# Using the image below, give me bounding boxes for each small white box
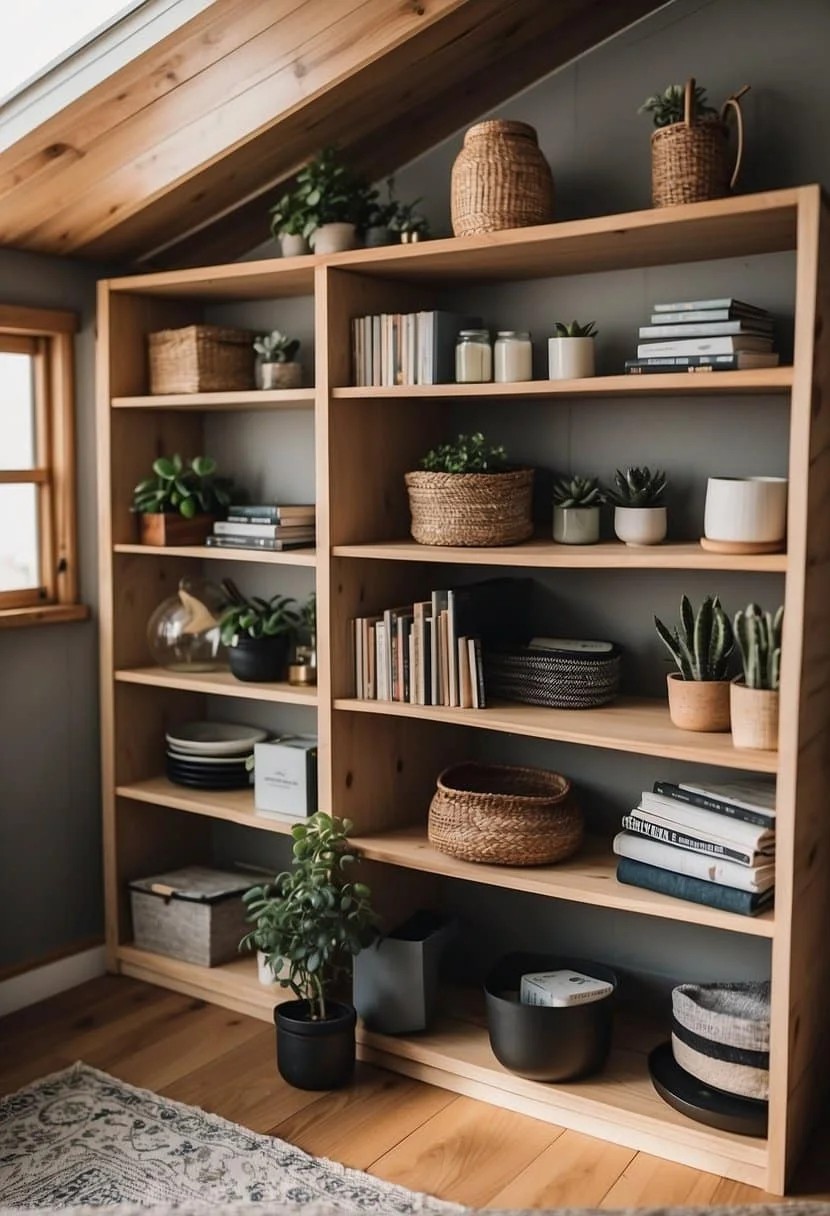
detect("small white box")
[520,969,614,1008]
[254,735,318,818]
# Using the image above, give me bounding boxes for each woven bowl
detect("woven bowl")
[405,469,534,547]
[428,762,583,866]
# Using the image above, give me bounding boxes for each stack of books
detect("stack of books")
[206,503,315,552]
[352,309,481,386]
[625,298,780,374]
[614,778,776,917]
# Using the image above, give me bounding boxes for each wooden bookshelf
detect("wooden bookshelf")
[98,186,830,1193]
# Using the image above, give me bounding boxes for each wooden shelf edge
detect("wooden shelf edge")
[113,389,315,410]
[0,603,90,629]
[115,666,319,705]
[115,777,299,836]
[114,543,317,566]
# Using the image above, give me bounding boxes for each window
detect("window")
[0,304,84,624]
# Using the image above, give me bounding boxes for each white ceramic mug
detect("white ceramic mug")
[704,477,788,544]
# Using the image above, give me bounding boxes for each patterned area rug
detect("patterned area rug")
[0,1063,464,1212]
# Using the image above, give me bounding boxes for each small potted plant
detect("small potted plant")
[295,148,369,255]
[268,187,311,257]
[132,454,234,546]
[241,812,378,1090]
[552,475,604,544]
[290,592,317,686]
[607,466,667,546]
[731,603,782,750]
[253,330,302,390]
[220,589,300,682]
[363,178,399,247]
[654,595,734,732]
[405,432,534,547]
[548,320,597,380]
[392,197,430,244]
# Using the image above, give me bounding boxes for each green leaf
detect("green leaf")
[152,457,176,480]
[179,496,196,518]
[191,455,217,477]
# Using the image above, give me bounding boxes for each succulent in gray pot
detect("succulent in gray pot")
[219,585,300,683]
[241,813,378,1090]
[607,466,668,546]
[253,330,302,390]
[552,475,604,544]
[654,594,734,732]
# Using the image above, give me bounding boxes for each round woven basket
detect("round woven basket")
[428,762,583,866]
[405,468,534,547]
[451,120,554,237]
[650,78,747,208]
[485,644,621,709]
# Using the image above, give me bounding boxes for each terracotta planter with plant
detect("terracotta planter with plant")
[133,454,233,547]
[608,466,667,546]
[241,812,378,1090]
[219,584,300,683]
[405,433,534,547]
[552,475,603,544]
[254,330,302,390]
[655,595,734,732]
[548,320,597,380]
[731,603,783,750]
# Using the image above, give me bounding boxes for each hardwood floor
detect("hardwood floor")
[1,975,828,1208]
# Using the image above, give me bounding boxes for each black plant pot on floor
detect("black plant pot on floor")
[228,635,290,682]
[275,1000,356,1090]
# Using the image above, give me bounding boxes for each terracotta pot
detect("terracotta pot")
[140,513,215,547]
[667,673,731,732]
[260,361,302,390]
[730,678,779,750]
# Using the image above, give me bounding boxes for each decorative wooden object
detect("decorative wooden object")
[139,513,215,547]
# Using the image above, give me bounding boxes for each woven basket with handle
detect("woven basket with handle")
[451,120,554,237]
[148,324,255,394]
[651,78,749,208]
[405,468,534,547]
[428,762,583,866]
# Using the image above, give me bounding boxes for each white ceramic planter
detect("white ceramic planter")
[548,336,595,380]
[553,505,600,544]
[310,222,358,254]
[614,505,667,546]
[279,233,309,257]
[257,951,279,987]
[259,361,302,390]
[704,476,788,547]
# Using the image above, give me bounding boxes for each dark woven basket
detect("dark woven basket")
[485,643,621,709]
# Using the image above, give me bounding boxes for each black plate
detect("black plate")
[648,1041,768,1137]
[166,770,253,790]
[166,758,252,774]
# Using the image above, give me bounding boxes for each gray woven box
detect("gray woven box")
[129,866,254,967]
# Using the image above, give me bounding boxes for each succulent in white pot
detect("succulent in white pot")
[608,466,667,546]
[548,320,597,380]
[268,187,312,257]
[253,331,302,390]
[552,475,604,544]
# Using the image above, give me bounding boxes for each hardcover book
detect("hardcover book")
[616,858,774,917]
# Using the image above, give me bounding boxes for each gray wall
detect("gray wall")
[0,249,103,969]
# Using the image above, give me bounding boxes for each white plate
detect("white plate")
[166,721,268,756]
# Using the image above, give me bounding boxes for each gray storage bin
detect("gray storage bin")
[129,866,254,967]
[354,910,455,1034]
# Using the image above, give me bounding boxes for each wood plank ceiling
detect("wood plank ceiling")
[0,0,667,268]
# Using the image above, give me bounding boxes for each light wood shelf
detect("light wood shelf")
[335,696,778,773]
[114,543,317,566]
[117,776,298,835]
[115,666,318,705]
[333,538,788,572]
[113,389,315,410]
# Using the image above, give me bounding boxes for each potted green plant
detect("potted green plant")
[607,466,667,546]
[268,186,311,257]
[405,432,534,547]
[547,320,597,380]
[295,148,370,255]
[363,177,399,247]
[220,589,300,682]
[132,454,234,546]
[654,595,734,732]
[290,592,317,686]
[253,330,302,390]
[552,475,604,545]
[241,812,378,1089]
[391,197,430,244]
[731,603,782,750]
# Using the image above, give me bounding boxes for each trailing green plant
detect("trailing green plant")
[253,330,300,363]
[391,196,429,236]
[734,603,783,690]
[219,592,299,646]
[638,83,718,128]
[132,455,233,518]
[552,475,604,507]
[420,432,509,474]
[553,320,598,338]
[241,813,378,1020]
[364,177,400,229]
[268,186,311,239]
[293,148,371,236]
[654,594,734,682]
[606,466,667,508]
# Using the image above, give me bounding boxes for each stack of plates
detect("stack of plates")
[165,721,268,790]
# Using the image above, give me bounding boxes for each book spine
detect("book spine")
[206,536,309,550]
[626,355,744,369]
[613,832,771,891]
[616,858,771,917]
[367,623,376,700]
[653,782,772,828]
[648,309,759,324]
[621,815,753,865]
[472,637,486,708]
[636,337,769,357]
[447,590,459,707]
[638,321,772,339]
[354,619,363,699]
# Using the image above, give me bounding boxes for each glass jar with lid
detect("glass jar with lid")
[455,329,492,383]
[494,331,533,383]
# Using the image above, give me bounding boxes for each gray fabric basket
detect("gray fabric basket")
[129,866,253,967]
[672,980,770,1101]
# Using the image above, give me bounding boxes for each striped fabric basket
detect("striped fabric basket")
[484,642,621,709]
[672,981,770,1100]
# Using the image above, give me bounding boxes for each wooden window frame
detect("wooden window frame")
[0,303,87,627]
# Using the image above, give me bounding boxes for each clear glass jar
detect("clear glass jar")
[494,331,533,383]
[455,329,492,383]
[147,576,226,672]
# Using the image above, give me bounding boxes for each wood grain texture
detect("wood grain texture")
[486,1129,633,1210]
[599,1154,722,1208]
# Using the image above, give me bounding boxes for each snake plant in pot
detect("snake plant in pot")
[730,603,783,750]
[552,475,604,545]
[241,813,378,1089]
[219,582,300,682]
[654,595,734,731]
[607,466,667,546]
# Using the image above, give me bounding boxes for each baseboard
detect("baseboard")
[0,945,107,1017]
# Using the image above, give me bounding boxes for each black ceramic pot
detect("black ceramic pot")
[485,952,617,1082]
[228,635,290,682]
[275,999,356,1090]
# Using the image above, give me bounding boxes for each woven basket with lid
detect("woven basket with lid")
[405,468,534,547]
[451,120,554,236]
[650,78,749,208]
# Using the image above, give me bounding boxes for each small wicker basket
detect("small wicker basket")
[650,78,749,208]
[451,120,554,237]
[405,468,534,547]
[148,325,255,394]
[428,762,583,866]
[485,643,621,709]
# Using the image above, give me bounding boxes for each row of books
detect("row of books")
[205,503,316,552]
[614,778,776,917]
[625,297,780,375]
[352,310,480,387]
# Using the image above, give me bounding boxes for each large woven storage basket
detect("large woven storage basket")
[428,762,583,866]
[485,643,621,709]
[405,468,534,547]
[650,78,747,207]
[149,325,255,394]
[451,120,554,236]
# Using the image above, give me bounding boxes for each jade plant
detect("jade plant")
[552,475,604,507]
[294,147,371,236]
[606,466,667,507]
[734,603,783,690]
[553,320,598,338]
[638,83,718,128]
[132,455,233,518]
[421,432,508,474]
[268,187,312,240]
[219,592,299,646]
[655,594,734,682]
[253,330,300,363]
[241,813,378,1021]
